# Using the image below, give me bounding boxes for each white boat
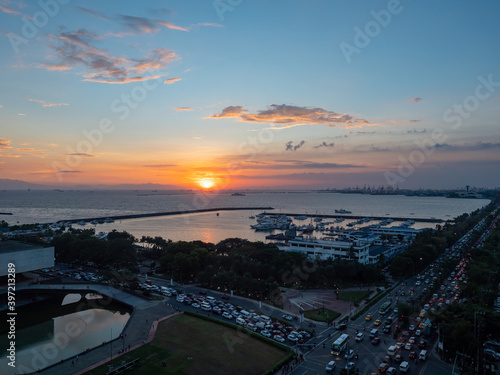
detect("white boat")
[90,220,98,225]
[335,209,352,214]
[77,220,86,226]
[293,215,308,220]
[104,218,114,223]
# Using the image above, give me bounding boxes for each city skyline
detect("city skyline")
[1,0,500,190]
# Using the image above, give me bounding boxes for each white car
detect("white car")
[345,349,355,360]
[191,302,200,309]
[260,330,272,338]
[283,314,293,321]
[274,335,285,343]
[355,333,364,342]
[222,312,233,319]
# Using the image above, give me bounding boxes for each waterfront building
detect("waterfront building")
[0,240,54,276]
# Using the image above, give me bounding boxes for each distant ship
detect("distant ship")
[231,192,245,196]
[335,209,352,214]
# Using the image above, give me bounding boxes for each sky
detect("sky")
[0,0,499,190]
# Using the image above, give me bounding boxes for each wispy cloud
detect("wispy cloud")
[174,106,193,111]
[314,141,335,149]
[143,164,177,168]
[0,138,12,149]
[206,104,373,129]
[285,140,305,151]
[410,97,423,103]
[191,22,224,28]
[41,29,178,84]
[76,6,112,21]
[66,153,96,158]
[164,77,181,84]
[29,99,69,107]
[0,4,22,16]
[77,7,188,34]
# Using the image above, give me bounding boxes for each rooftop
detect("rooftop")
[0,240,47,254]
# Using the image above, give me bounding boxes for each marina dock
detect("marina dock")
[265,212,444,223]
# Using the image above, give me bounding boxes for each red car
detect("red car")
[372,337,381,345]
[221,294,230,300]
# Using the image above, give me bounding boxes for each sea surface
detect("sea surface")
[0,190,490,244]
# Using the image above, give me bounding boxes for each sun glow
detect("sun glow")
[199,178,215,189]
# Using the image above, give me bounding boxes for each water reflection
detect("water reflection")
[0,306,130,374]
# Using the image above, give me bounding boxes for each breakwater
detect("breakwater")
[61,207,275,224]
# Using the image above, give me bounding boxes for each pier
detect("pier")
[60,207,274,224]
[266,212,444,223]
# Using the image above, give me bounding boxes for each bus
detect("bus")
[331,334,349,355]
[379,300,392,315]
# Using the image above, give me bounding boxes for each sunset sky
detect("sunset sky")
[1,0,499,189]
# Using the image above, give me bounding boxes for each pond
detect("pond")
[0,293,131,374]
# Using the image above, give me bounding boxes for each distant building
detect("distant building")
[0,240,54,276]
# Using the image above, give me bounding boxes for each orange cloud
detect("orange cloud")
[0,138,12,149]
[206,104,373,129]
[164,77,181,84]
[174,106,193,111]
[29,99,69,107]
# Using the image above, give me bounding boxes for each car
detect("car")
[366,314,373,321]
[405,342,412,350]
[393,307,399,314]
[260,330,272,338]
[221,294,230,300]
[273,335,285,343]
[356,333,364,342]
[408,351,417,360]
[394,354,403,363]
[409,337,416,344]
[395,342,403,350]
[192,302,200,309]
[383,356,391,364]
[386,367,397,375]
[337,323,347,331]
[222,312,233,319]
[374,319,382,326]
[385,318,393,325]
[378,363,389,373]
[415,281,421,286]
[282,314,293,321]
[415,329,422,336]
[325,360,337,373]
[345,349,355,360]
[345,362,355,371]
[383,325,391,334]
[287,334,299,342]
[198,290,207,295]
[418,340,427,349]
[372,337,381,345]
[408,325,416,332]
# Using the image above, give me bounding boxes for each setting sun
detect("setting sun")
[199,178,215,189]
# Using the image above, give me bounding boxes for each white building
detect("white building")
[282,236,371,264]
[0,240,54,276]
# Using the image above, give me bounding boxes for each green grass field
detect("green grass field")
[337,290,372,303]
[303,307,340,323]
[84,314,288,375]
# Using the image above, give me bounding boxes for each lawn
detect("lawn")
[84,314,288,375]
[337,290,372,303]
[303,307,340,323]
